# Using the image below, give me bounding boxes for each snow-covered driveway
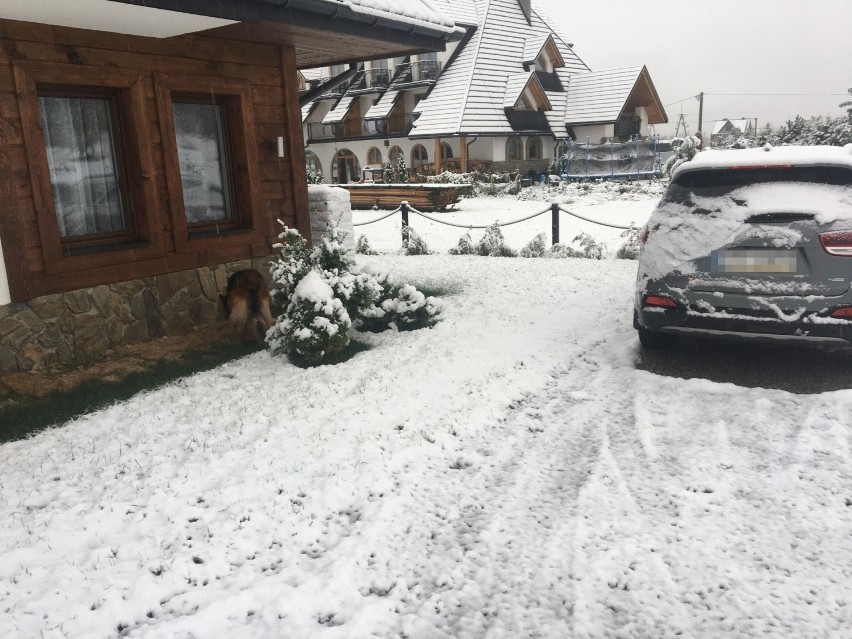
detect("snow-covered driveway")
[2,233,852,636]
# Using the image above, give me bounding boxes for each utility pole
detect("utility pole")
[697,92,704,136]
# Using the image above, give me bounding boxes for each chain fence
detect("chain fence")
[353,200,633,247]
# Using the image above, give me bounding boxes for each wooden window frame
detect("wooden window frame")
[13,62,163,275]
[506,136,523,161]
[154,73,263,254]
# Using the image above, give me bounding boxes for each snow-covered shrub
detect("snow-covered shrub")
[545,243,580,259]
[616,226,641,260]
[664,135,701,175]
[448,231,476,255]
[383,160,394,184]
[476,222,517,257]
[385,285,445,331]
[355,235,377,255]
[270,224,313,307]
[360,282,444,333]
[427,171,473,185]
[402,226,432,255]
[520,233,547,258]
[266,271,351,364]
[572,232,607,260]
[268,223,444,361]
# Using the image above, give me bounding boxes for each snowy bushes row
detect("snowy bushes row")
[356,222,638,260]
[268,222,443,365]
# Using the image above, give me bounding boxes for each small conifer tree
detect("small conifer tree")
[520,233,547,258]
[448,231,476,255]
[396,152,409,183]
[476,222,517,257]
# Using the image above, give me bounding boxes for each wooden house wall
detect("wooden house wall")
[0,18,308,302]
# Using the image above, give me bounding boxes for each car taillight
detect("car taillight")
[830,306,852,319]
[639,224,650,245]
[819,231,852,256]
[644,295,678,309]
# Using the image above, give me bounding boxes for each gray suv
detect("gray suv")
[635,145,852,349]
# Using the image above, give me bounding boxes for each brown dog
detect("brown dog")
[220,269,274,343]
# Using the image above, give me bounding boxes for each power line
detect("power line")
[706,92,848,97]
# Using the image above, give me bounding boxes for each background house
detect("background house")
[711,118,756,147]
[0,0,458,374]
[300,0,668,183]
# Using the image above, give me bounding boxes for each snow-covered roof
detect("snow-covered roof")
[261,0,458,33]
[432,0,480,26]
[674,145,852,178]
[503,72,534,108]
[364,89,401,119]
[411,0,589,138]
[563,66,644,125]
[322,96,357,123]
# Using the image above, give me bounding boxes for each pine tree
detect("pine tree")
[396,152,409,183]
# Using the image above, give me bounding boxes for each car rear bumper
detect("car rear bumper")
[635,288,852,347]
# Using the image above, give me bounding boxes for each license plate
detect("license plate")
[711,249,797,273]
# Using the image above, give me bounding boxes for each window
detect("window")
[506,136,523,161]
[155,73,262,252]
[172,99,235,225]
[367,146,383,166]
[526,136,543,160]
[440,142,453,160]
[38,91,130,242]
[14,62,163,276]
[388,145,403,165]
[411,144,428,170]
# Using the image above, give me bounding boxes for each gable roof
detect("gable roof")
[411,0,589,138]
[522,33,564,68]
[563,65,667,126]
[503,71,552,110]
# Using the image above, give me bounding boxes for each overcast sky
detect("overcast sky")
[536,0,852,136]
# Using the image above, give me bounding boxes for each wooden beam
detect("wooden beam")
[434,137,442,174]
[459,135,468,174]
[281,46,311,241]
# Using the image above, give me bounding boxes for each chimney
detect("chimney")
[518,0,531,24]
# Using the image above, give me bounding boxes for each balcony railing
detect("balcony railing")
[307,112,419,142]
[313,78,347,97]
[394,60,442,84]
[348,69,392,91]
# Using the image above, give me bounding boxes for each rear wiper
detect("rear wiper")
[745,212,815,223]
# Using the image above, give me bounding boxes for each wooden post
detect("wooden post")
[280,47,311,241]
[551,202,560,246]
[401,200,410,248]
[434,137,442,174]
[460,135,468,174]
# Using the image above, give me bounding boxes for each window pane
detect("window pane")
[39,96,126,238]
[173,102,233,224]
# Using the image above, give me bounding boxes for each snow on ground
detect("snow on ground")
[2,191,852,638]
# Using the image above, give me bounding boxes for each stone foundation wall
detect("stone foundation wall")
[308,185,355,250]
[0,257,273,375]
[488,159,552,177]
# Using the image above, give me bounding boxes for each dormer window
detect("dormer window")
[523,34,565,73]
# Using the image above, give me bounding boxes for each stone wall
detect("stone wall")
[0,257,273,375]
[307,185,355,250]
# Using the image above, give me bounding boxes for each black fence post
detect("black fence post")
[400,201,410,248]
[551,202,560,246]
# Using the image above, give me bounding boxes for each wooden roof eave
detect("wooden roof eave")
[614,66,668,126]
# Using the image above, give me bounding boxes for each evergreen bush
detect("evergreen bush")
[572,232,607,260]
[448,231,476,255]
[615,226,640,260]
[402,226,432,255]
[520,233,547,258]
[355,235,378,255]
[476,222,517,257]
[396,152,409,183]
[266,271,351,364]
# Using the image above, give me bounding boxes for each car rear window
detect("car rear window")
[664,166,852,204]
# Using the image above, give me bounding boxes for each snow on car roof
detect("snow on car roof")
[673,144,852,178]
